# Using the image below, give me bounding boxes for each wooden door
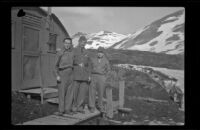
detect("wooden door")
[21,24,41,89]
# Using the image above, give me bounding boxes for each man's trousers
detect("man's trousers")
[89,74,106,111]
[72,80,89,111]
[58,68,73,113]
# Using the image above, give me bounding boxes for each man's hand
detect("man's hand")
[88,76,91,82]
[57,76,61,82]
[79,63,84,67]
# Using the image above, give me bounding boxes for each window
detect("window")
[12,21,16,49]
[47,33,57,53]
[23,26,39,51]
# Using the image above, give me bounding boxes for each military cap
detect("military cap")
[63,37,72,43]
[97,47,104,53]
[78,35,87,43]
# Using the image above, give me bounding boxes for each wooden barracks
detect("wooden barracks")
[11,7,70,90]
[11,7,128,122]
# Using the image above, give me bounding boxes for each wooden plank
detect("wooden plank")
[23,115,79,125]
[44,88,58,93]
[30,118,76,125]
[43,91,58,99]
[18,87,57,94]
[42,115,78,125]
[46,97,58,104]
[51,114,81,120]
[22,121,47,125]
[119,80,125,108]
[22,108,101,125]
[18,88,42,94]
[62,109,100,120]
[106,87,113,118]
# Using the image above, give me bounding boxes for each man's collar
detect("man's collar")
[97,55,104,59]
[63,48,72,53]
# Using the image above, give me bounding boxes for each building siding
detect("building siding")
[12,7,69,90]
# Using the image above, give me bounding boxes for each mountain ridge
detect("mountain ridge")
[72,9,184,55]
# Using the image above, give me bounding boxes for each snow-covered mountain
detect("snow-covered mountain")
[72,9,184,55]
[72,31,127,49]
[111,9,185,55]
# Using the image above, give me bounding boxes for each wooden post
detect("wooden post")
[106,87,113,118]
[181,94,184,110]
[119,80,125,108]
[39,52,45,104]
[96,118,100,125]
[41,87,44,104]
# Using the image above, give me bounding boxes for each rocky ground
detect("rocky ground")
[11,91,57,125]
[12,90,184,125]
[79,96,184,125]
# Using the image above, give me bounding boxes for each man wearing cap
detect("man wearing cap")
[54,37,75,115]
[72,35,92,113]
[88,47,111,113]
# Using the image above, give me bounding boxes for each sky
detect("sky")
[42,7,184,36]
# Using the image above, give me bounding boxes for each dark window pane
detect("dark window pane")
[23,26,39,51]
[48,33,57,52]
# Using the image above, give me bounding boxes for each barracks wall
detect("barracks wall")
[11,7,69,90]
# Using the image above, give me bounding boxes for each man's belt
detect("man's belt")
[74,63,84,67]
[58,66,73,71]
[92,72,104,75]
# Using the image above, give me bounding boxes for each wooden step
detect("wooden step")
[18,87,57,94]
[18,87,58,99]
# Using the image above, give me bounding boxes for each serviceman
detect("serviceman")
[72,35,92,113]
[88,47,111,113]
[54,37,75,115]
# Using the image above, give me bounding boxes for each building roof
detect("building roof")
[12,7,70,38]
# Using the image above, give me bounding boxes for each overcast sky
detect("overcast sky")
[42,7,184,36]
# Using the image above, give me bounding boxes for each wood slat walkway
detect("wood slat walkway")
[18,80,125,124]
[20,108,100,125]
[18,87,57,94]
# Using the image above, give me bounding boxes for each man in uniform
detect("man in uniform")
[55,37,75,115]
[88,47,111,113]
[72,35,92,113]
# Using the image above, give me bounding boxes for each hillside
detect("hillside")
[111,9,184,55]
[87,48,184,70]
[72,9,184,55]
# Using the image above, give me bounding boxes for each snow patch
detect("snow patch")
[115,64,184,93]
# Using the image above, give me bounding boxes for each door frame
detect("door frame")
[21,23,42,89]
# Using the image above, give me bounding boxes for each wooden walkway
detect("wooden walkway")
[20,108,100,125]
[17,80,126,125]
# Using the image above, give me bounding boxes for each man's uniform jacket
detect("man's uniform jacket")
[73,47,92,81]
